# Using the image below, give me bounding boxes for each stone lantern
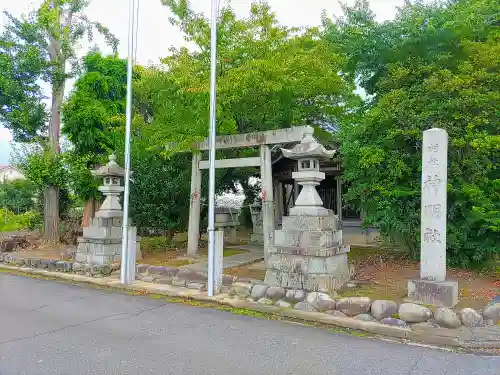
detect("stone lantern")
[264,129,350,292]
[75,154,142,265]
[91,154,126,220]
[281,129,335,217]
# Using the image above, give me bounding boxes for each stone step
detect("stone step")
[281,215,339,231]
[274,229,341,248]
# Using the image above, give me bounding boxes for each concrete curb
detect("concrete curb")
[1,264,498,350]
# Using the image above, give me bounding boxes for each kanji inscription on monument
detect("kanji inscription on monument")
[420,128,448,282]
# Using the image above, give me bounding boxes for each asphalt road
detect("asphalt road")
[0,273,498,375]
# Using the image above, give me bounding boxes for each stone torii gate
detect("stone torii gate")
[187,126,315,257]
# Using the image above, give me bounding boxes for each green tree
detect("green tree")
[0,179,35,214]
[325,0,500,266]
[139,1,354,151]
[0,0,118,241]
[62,52,130,225]
[131,1,353,236]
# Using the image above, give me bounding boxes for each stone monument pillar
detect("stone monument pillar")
[75,154,142,265]
[407,128,458,307]
[264,129,350,292]
[249,202,264,244]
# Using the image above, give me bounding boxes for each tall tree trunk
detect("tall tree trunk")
[81,198,97,227]
[44,186,59,243]
[43,83,64,242]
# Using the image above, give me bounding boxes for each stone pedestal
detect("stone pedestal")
[265,215,350,291]
[250,203,264,244]
[407,279,459,308]
[75,154,142,266]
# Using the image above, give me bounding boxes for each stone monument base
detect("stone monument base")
[264,215,350,292]
[406,279,459,308]
[75,217,142,265]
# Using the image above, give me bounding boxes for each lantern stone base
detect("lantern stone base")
[264,214,350,292]
[75,217,142,265]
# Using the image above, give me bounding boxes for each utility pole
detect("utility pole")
[207,0,219,296]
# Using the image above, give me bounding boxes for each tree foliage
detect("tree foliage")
[0,0,118,241]
[325,0,500,266]
[0,179,35,214]
[138,1,354,150]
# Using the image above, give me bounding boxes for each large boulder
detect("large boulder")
[483,304,500,325]
[266,287,286,301]
[306,292,336,312]
[370,300,398,321]
[336,297,371,316]
[251,284,268,300]
[398,303,432,323]
[285,289,306,304]
[435,308,462,328]
[459,308,484,328]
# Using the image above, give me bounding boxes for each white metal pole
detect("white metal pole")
[207,0,219,296]
[120,0,136,285]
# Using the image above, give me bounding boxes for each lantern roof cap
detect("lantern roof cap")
[91,154,127,177]
[281,128,336,160]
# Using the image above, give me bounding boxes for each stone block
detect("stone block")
[281,215,339,231]
[274,230,339,249]
[407,279,458,307]
[264,268,349,292]
[268,245,350,257]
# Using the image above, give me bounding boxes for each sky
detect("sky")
[0,0,411,164]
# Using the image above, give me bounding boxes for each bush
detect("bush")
[0,209,41,232]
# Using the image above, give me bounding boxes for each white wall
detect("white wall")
[0,167,25,182]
